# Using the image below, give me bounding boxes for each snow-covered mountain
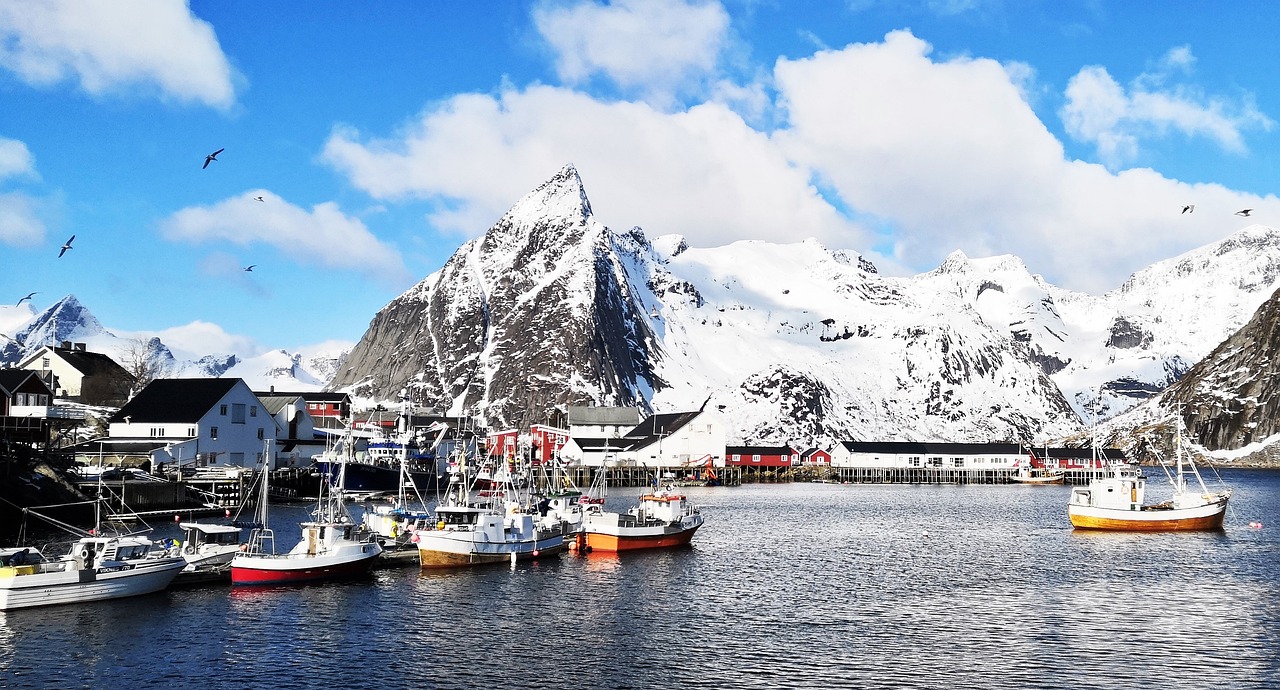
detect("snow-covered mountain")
[1094,280,1280,464]
[0,295,342,393]
[331,165,1280,447]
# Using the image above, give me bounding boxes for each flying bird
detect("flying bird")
[16,292,36,306]
[1237,208,1253,217]
[1181,204,1194,214]
[254,196,264,202]
[244,265,255,272]
[203,148,224,169]
[58,235,75,258]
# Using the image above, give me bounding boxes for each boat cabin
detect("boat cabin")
[180,523,241,551]
[1070,469,1145,511]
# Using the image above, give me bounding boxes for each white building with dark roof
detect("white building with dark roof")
[103,378,280,470]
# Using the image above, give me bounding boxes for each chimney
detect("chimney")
[75,342,86,351]
[59,340,72,349]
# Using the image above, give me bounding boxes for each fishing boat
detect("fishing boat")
[1010,450,1065,485]
[360,418,448,566]
[313,416,440,496]
[0,500,186,610]
[413,451,569,568]
[580,478,703,552]
[230,443,383,585]
[1068,418,1232,531]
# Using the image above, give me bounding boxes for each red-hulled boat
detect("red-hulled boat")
[230,442,381,585]
[581,486,702,552]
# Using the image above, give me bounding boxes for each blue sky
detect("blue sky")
[2,1,1279,356]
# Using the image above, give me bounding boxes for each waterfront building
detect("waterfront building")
[17,342,134,405]
[104,378,279,471]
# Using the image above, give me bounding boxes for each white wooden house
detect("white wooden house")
[106,378,279,470]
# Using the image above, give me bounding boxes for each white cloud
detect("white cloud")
[0,137,37,180]
[532,0,730,106]
[135,320,261,361]
[0,191,45,246]
[159,191,409,283]
[0,0,237,109]
[322,84,865,250]
[1061,47,1272,169]
[771,30,1277,294]
[324,27,1276,297]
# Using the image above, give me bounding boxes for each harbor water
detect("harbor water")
[2,469,1277,689]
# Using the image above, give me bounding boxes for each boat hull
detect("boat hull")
[230,547,381,585]
[584,524,700,552]
[314,460,437,495]
[415,532,566,569]
[0,558,186,611]
[1068,500,1228,531]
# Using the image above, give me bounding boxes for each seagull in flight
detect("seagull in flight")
[58,235,75,258]
[244,265,255,272]
[1236,208,1253,217]
[254,196,264,202]
[1181,204,1194,214]
[16,292,36,306]
[203,148,224,169]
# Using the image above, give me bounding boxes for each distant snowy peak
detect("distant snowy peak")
[13,294,111,350]
[1119,224,1280,295]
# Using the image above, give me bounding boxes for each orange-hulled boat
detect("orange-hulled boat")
[1067,419,1231,531]
[581,487,702,552]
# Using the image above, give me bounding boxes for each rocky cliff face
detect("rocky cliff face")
[328,165,663,427]
[1157,285,1280,451]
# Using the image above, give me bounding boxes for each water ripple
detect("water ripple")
[1,471,1277,689]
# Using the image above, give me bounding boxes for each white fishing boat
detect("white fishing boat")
[0,509,186,611]
[231,442,382,585]
[360,416,446,562]
[176,522,242,570]
[578,467,703,552]
[413,452,569,568]
[1068,417,1232,531]
[1010,451,1065,485]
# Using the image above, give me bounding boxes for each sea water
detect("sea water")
[1,470,1277,689]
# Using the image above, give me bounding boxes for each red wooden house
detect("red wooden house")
[530,424,569,465]
[725,445,800,467]
[486,429,518,459]
[800,448,832,466]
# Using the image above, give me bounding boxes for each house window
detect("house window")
[908,456,921,467]
[210,426,218,440]
[250,406,257,418]
[232,403,246,424]
[187,427,196,436]
[42,357,49,368]
[952,457,964,467]
[220,404,227,416]
[752,454,761,463]
[257,428,264,440]
[151,427,163,438]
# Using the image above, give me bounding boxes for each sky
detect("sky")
[2,0,1280,357]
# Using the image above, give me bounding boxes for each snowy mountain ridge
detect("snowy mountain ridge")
[329,165,1280,447]
[0,295,341,393]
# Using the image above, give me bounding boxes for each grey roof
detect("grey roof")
[256,394,302,416]
[568,406,642,426]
